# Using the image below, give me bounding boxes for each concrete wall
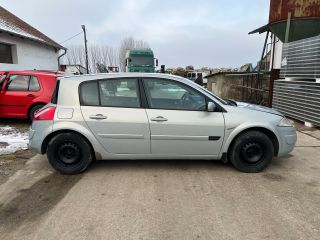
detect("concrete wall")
[207,73,270,105]
[0,33,59,71]
[207,74,243,100]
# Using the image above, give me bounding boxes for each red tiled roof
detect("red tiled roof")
[0,6,65,50]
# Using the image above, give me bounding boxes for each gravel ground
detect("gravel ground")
[0,119,36,185]
[0,129,319,240]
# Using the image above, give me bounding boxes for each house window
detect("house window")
[0,43,13,64]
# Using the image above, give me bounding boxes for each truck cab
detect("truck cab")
[125,49,158,73]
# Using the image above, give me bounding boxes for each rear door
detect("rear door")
[0,74,41,118]
[142,77,225,157]
[1,74,41,117]
[80,78,150,154]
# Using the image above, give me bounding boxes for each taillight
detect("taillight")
[33,106,56,120]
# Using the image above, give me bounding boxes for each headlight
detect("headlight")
[278,117,294,127]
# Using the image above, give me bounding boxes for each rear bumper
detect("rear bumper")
[29,120,53,153]
[277,126,297,157]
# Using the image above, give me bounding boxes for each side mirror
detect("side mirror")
[155,59,159,67]
[207,102,216,112]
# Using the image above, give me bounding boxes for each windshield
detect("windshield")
[190,83,228,105]
[130,54,154,66]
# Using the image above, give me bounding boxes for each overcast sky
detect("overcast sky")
[1,0,269,68]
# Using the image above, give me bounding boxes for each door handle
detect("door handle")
[150,116,168,122]
[27,94,35,98]
[89,114,107,120]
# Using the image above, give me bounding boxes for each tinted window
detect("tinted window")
[99,79,140,108]
[0,43,13,64]
[29,76,40,91]
[143,78,206,111]
[80,81,99,106]
[7,75,29,91]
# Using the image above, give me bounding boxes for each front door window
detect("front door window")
[143,78,206,111]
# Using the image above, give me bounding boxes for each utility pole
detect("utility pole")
[81,25,89,74]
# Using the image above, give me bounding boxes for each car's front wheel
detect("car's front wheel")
[47,133,93,174]
[228,130,274,173]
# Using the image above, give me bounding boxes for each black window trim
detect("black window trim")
[78,76,226,112]
[79,77,143,109]
[6,74,41,92]
[140,77,225,112]
[51,80,60,104]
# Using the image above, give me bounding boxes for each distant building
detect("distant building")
[60,64,87,75]
[0,6,65,71]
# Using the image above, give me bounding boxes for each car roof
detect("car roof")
[58,73,187,82]
[0,70,62,76]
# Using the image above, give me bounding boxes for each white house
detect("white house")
[0,6,66,71]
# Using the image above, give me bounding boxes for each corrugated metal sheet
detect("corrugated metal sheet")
[280,35,320,78]
[273,80,320,126]
[269,0,320,23]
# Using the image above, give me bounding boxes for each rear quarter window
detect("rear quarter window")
[29,76,40,91]
[80,81,99,106]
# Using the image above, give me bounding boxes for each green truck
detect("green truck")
[125,49,158,73]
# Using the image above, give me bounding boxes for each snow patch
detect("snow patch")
[0,126,29,155]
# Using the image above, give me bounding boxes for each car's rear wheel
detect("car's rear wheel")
[29,104,45,121]
[228,130,274,173]
[47,133,93,174]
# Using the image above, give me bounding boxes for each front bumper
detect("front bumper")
[277,126,297,157]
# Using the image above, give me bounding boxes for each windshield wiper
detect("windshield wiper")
[225,99,237,106]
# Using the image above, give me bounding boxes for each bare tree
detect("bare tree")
[64,45,86,69]
[62,44,119,73]
[118,37,150,71]
[61,36,149,73]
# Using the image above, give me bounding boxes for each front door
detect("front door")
[80,78,150,154]
[143,78,225,157]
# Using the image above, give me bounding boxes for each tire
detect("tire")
[228,130,274,173]
[29,104,45,121]
[46,133,93,174]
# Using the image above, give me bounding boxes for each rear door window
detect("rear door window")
[7,75,29,91]
[6,75,41,91]
[99,79,140,108]
[79,78,141,108]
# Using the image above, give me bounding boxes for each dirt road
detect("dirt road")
[0,131,319,240]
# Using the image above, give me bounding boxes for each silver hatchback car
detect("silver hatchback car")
[29,73,297,174]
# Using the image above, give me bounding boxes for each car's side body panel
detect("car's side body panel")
[146,109,225,156]
[29,73,297,164]
[81,106,151,154]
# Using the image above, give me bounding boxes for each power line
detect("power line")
[59,31,83,44]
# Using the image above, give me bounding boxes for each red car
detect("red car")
[0,70,62,120]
